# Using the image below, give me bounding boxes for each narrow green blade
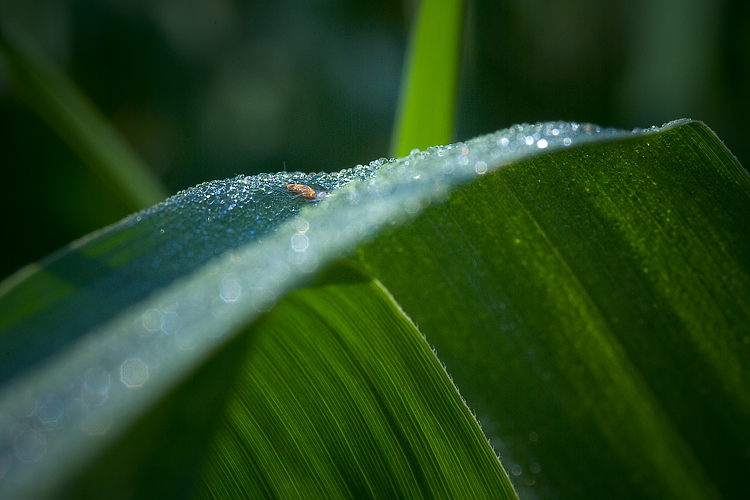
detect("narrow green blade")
[390,0,464,157]
[0,26,168,209]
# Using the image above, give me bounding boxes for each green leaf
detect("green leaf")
[195,270,513,499]
[0,25,168,210]
[390,0,464,157]
[359,121,750,499]
[0,120,747,500]
[54,264,514,499]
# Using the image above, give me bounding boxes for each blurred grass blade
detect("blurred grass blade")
[390,0,464,157]
[193,270,516,499]
[0,25,168,210]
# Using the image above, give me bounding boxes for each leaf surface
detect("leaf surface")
[195,271,514,499]
[1,120,747,500]
[358,121,750,499]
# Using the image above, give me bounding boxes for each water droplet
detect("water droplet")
[220,277,242,302]
[82,411,112,436]
[83,366,111,407]
[120,359,149,388]
[35,394,65,424]
[13,428,46,462]
[291,233,309,252]
[141,309,162,333]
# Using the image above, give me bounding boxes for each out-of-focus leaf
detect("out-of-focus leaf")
[390,0,464,157]
[0,25,168,210]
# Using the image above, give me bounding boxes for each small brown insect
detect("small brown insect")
[285,183,327,201]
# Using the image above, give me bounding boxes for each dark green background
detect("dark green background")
[1,0,747,281]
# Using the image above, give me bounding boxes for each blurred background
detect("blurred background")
[0,0,747,281]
